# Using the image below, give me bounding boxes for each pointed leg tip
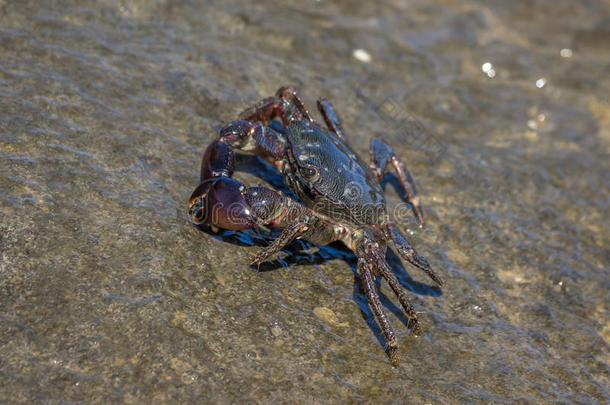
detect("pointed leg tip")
[412,253,444,287]
[414,209,425,227]
[249,254,263,267]
[389,349,399,367]
[411,321,422,337]
[426,269,444,286]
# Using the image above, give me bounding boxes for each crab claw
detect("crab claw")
[188,177,257,230]
[200,139,235,180]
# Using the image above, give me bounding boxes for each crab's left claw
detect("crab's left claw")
[188,177,257,230]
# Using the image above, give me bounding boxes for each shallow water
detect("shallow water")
[1,0,609,403]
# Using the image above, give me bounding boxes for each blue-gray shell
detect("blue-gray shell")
[283,120,387,226]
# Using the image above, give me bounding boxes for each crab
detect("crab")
[188,87,443,366]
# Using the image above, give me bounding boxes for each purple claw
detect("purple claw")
[200,140,235,181]
[189,177,257,230]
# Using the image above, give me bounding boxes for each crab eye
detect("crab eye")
[300,165,320,182]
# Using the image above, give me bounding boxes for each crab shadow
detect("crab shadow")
[192,151,442,356]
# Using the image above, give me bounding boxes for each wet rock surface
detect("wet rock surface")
[1,0,609,402]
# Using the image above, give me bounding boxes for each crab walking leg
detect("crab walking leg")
[316,98,346,140]
[249,218,310,266]
[357,257,400,366]
[373,253,422,336]
[369,138,425,226]
[352,229,402,365]
[389,224,443,286]
[239,86,313,127]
